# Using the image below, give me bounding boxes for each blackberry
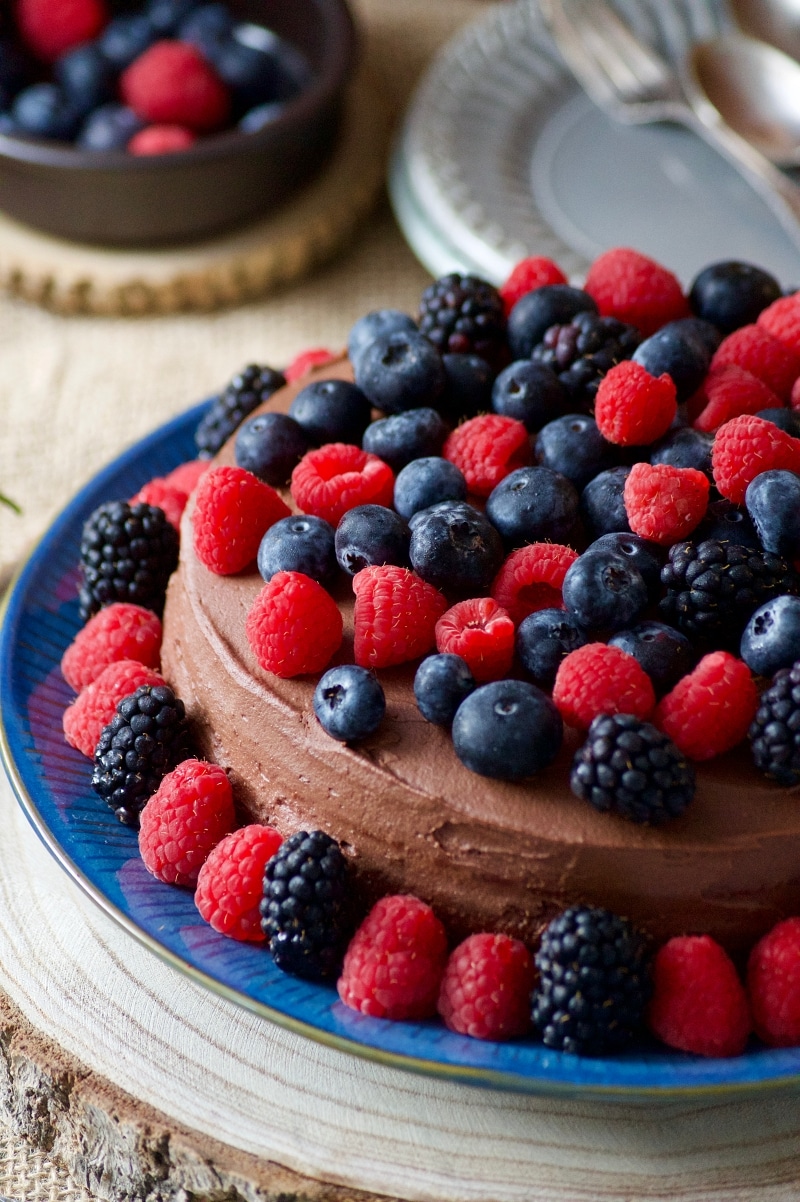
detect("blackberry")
[530,312,641,410]
[531,905,651,1056]
[659,538,797,643]
[418,273,508,367]
[260,830,350,980]
[749,661,800,785]
[92,684,193,826]
[79,500,179,621]
[570,713,695,825]
[195,364,286,458]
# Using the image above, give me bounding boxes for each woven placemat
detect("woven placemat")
[0,72,388,317]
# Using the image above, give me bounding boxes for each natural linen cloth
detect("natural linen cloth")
[0,0,494,1197]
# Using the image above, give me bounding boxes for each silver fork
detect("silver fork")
[540,0,800,249]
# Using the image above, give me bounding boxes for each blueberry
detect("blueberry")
[587,532,663,598]
[98,15,158,70]
[0,38,30,99]
[535,414,613,489]
[650,426,714,477]
[451,680,563,780]
[55,44,116,116]
[491,360,566,432]
[439,353,494,423]
[335,505,410,575]
[147,0,201,34]
[178,2,233,56]
[609,621,694,694]
[11,83,81,140]
[671,316,724,357]
[507,286,597,360]
[745,470,800,557]
[689,261,782,334]
[257,514,336,585]
[409,501,504,597]
[696,497,761,550]
[393,456,467,520]
[289,379,372,446]
[313,665,385,742]
[414,653,475,725]
[562,550,648,632]
[355,330,446,415]
[212,35,287,113]
[239,100,286,132]
[580,466,631,538]
[516,608,587,687]
[632,318,715,403]
[235,411,311,486]
[741,594,800,676]
[756,408,800,438]
[362,408,446,472]
[348,309,418,371]
[77,103,144,150]
[485,466,579,548]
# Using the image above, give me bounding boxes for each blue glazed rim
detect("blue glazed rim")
[3,405,800,1098]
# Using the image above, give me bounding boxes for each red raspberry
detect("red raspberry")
[139,759,235,887]
[164,459,209,495]
[435,598,515,682]
[594,361,677,446]
[16,0,108,61]
[353,565,447,669]
[691,364,782,433]
[711,414,800,505]
[792,377,800,413]
[120,41,231,133]
[130,477,188,531]
[499,256,568,316]
[128,124,196,155]
[291,444,394,526]
[284,347,337,383]
[623,462,709,546]
[583,247,689,337]
[710,324,800,402]
[552,643,656,730]
[62,660,164,757]
[443,414,530,498]
[193,465,290,575]
[337,894,448,1021]
[655,651,758,761]
[758,293,800,355]
[747,917,800,1047]
[648,936,751,1058]
[491,542,577,625]
[195,824,283,941]
[61,603,162,693]
[437,932,535,1041]
[246,571,342,677]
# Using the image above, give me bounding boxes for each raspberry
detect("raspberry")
[747,917,800,1047]
[195,824,283,941]
[284,347,337,383]
[337,894,448,1021]
[129,477,188,531]
[16,0,108,61]
[437,932,535,1040]
[193,465,290,575]
[552,643,656,730]
[710,324,800,402]
[648,936,751,1058]
[491,542,578,625]
[711,414,800,505]
[352,565,447,669]
[758,293,800,355]
[139,759,236,887]
[246,571,343,677]
[291,444,394,526]
[164,459,209,495]
[792,377,800,413]
[61,603,162,693]
[128,124,196,154]
[120,40,230,132]
[435,598,515,682]
[691,364,782,433]
[499,256,568,317]
[442,414,531,498]
[63,660,164,758]
[583,247,689,337]
[655,651,758,761]
[594,361,677,446]
[623,462,709,546]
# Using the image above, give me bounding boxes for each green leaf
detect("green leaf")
[0,491,21,514]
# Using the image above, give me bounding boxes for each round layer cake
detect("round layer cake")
[161,358,800,957]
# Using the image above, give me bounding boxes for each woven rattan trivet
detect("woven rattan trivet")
[0,73,388,317]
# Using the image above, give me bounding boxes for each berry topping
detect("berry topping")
[491,542,578,625]
[535,413,613,489]
[413,653,475,725]
[689,260,782,334]
[691,365,782,434]
[337,894,448,1020]
[552,643,656,730]
[491,360,566,432]
[393,456,467,521]
[195,824,284,941]
[362,408,447,473]
[79,499,178,621]
[435,597,515,683]
[561,549,648,632]
[655,651,758,761]
[17,0,108,62]
[290,443,395,527]
[352,564,447,669]
[408,501,504,597]
[192,465,291,575]
[515,608,587,687]
[499,255,568,315]
[485,465,579,548]
[61,602,162,693]
[313,664,386,742]
[583,247,689,337]
[588,531,664,598]
[62,659,165,759]
[747,918,800,1047]
[710,324,800,402]
[418,273,507,367]
[451,679,562,779]
[235,412,311,487]
[129,477,189,531]
[437,932,535,1041]
[139,759,236,887]
[623,462,709,546]
[648,936,751,1057]
[354,330,446,415]
[246,571,343,678]
[530,311,641,410]
[334,504,410,575]
[257,514,336,586]
[749,661,800,785]
[289,379,372,447]
[120,39,231,132]
[442,413,530,498]
[594,361,677,446]
[195,364,286,458]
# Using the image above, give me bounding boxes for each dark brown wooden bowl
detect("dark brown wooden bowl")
[0,0,357,247]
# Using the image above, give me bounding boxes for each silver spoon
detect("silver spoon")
[731,0,800,65]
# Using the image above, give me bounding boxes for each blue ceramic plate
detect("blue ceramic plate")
[3,406,800,1098]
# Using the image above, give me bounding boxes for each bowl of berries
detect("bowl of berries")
[0,0,356,246]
